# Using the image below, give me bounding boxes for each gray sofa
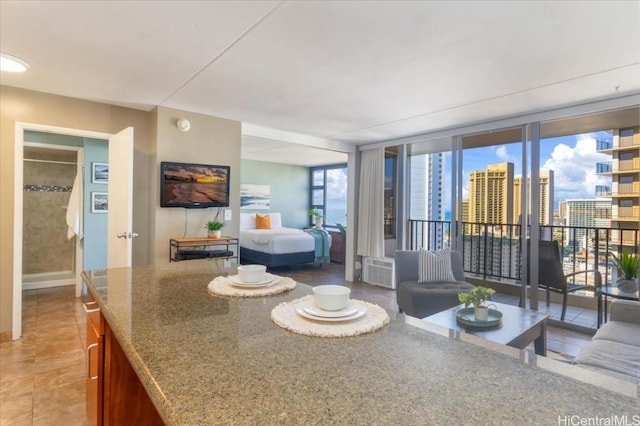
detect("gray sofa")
[575,299,640,382]
[395,250,475,318]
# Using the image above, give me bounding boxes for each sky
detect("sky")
[457,130,613,210]
[322,130,614,221]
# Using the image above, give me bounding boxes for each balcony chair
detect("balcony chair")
[533,240,602,321]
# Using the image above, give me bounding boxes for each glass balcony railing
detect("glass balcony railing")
[407,219,639,287]
[596,162,612,173]
[596,139,613,150]
[594,185,612,197]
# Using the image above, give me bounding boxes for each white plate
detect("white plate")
[228,274,280,288]
[295,300,367,322]
[303,301,359,318]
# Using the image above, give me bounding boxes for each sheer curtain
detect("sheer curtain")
[357,148,384,258]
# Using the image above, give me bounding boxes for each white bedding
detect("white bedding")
[240,228,315,254]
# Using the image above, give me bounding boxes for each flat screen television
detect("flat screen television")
[160,161,230,208]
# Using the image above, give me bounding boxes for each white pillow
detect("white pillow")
[240,213,256,230]
[269,212,282,228]
[418,248,457,283]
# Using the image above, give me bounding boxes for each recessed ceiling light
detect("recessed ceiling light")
[0,53,30,72]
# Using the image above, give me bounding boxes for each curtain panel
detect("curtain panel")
[357,148,384,258]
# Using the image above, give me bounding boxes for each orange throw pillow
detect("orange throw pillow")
[256,214,271,229]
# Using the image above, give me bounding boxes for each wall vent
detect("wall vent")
[362,257,395,289]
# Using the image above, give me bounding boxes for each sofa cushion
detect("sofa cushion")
[418,248,456,284]
[575,339,640,380]
[396,280,475,318]
[592,321,640,347]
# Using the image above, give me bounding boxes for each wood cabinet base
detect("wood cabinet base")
[104,326,164,425]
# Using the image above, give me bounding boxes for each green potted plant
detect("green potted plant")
[205,220,224,239]
[611,252,639,292]
[308,208,323,228]
[458,286,496,321]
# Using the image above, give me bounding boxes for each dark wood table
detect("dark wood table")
[597,285,639,328]
[423,301,549,356]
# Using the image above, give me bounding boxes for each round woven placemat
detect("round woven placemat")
[207,274,296,298]
[271,295,389,338]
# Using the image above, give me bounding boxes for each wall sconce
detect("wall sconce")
[176,118,191,132]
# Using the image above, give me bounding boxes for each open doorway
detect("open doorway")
[13,122,113,340]
[22,143,82,290]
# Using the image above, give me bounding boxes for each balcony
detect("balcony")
[596,162,612,174]
[596,139,613,151]
[615,182,640,196]
[408,219,639,324]
[594,185,612,197]
[618,158,640,172]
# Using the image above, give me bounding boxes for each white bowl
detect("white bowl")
[312,285,351,311]
[237,265,267,283]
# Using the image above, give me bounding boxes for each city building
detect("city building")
[558,199,612,250]
[596,127,640,251]
[409,152,445,249]
[514,170,554,225]
[409,153,444,221]
[469,162,514,225]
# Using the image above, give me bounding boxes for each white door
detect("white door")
[107,127,135,268]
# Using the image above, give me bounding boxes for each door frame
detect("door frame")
[13,122,113,340]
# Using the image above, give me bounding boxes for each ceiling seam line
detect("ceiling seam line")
[328,61,640,138]
[157,0,286,107]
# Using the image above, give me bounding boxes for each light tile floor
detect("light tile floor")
[0,267,596,426]
[1,286,87,426]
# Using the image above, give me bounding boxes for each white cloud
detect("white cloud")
[542,134,610,203]
[326,168,347,202]
[493,145,518,164]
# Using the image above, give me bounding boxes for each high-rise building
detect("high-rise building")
[513,170,555,225]
[469,162,514,224]
[596,127,640,251]
[409,153,444,221]
[559,199,612,250]
[409,153,445,249]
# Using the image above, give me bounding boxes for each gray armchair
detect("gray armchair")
[395,250,475,318]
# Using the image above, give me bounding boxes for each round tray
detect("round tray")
[456,307,502,328]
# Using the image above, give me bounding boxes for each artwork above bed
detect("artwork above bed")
[240,184,270,210]
[239,212,330,268]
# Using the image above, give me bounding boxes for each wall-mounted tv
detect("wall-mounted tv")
[160,161,230,208]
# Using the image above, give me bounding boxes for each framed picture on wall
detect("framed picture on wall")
[91,192,108,213]
[240,184,270,209]
[92,162,109,184]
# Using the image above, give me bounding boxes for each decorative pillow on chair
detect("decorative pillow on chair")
[255,213,271,229]
[418,248,457,283]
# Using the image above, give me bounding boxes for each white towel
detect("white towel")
[66,167,83,240]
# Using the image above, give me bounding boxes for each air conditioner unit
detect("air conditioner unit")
[362,257,396,289]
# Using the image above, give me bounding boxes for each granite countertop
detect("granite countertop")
[83,261,639,425]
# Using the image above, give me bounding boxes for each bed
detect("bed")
[239,212,330,268]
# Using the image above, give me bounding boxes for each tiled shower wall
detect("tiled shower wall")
[23,160,76,274]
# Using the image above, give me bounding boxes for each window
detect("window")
[309,164,347,228]
[619,152,633,161]
[384,151,397,238]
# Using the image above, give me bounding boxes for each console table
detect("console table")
[169,236,238,262]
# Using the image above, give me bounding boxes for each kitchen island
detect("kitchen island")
[82,261,638,425]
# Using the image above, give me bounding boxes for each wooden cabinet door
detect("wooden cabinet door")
[86,303,104,426]
[104,326,164,426]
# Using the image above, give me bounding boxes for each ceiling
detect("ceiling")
[1,1,639,166]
